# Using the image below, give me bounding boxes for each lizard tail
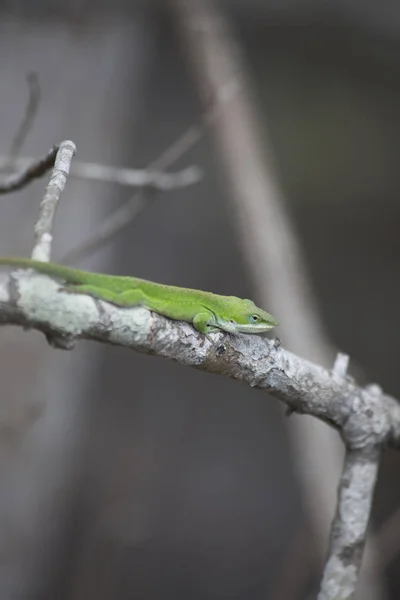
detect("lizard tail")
[0,257,103,285]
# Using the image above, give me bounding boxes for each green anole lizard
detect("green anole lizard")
[0,257,278,336]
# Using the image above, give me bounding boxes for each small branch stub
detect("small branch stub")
[333,353,350,379]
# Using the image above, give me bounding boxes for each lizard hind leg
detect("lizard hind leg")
[62,284,146,308]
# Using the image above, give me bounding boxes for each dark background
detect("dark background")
[0,1,399,598]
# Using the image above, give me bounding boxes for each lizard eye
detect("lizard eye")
[229,319,235,324]
[250,314,260,323]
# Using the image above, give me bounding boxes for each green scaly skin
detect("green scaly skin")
[0,257,279,336]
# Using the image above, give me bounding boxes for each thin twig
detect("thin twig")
[0,156,202,191]
[0,146,58,194]
[0,145,202,265]
[32,141,76,261]
[6,72,41,166]
[318,447,381,600]
[70,162,201,189]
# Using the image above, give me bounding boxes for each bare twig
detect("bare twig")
[318,447,381,600]
[32,141,76,261]
[70,161,201,189]
[0,156,201,191]
[0,146,58,194]
[6,72,41,166]
[333,353,350,379]
[0,134,203,265]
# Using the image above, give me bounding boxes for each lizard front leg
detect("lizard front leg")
[193,310,220,335]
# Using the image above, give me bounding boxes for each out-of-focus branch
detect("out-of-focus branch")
[318,447,381,600]
[0,146,58,194]
[170,1,385,598]
[0,136,202,265]
[6,72,41,166]
[0,156,202,192]
[69,161,201,190]
[171,0,330,356]
[32,141,76,261]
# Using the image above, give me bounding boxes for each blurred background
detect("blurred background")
[0,0,400,598]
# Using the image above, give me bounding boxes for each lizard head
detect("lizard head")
[217,297,279,334]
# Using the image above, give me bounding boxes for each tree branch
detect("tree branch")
[6,72,41,165]
[0,270,399,453]
[318,447,381,600]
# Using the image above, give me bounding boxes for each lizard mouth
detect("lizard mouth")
[238,324,276,334]
[219,321,276,334]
